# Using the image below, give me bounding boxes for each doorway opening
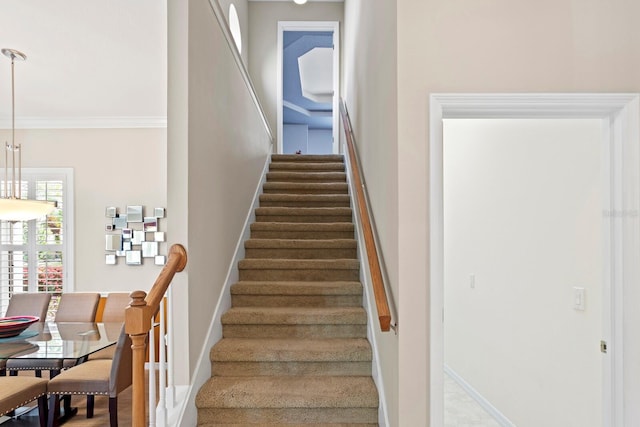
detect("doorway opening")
[277,21,339,154]
[429,93,640,426]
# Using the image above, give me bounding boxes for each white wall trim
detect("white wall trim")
[0,116,167,129]
[276,21,340,154]
[444,364,516,427]
[429,93,640,427]
[177,152,271,426]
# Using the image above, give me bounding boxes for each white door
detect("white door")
[430,93,640,427]
[443,118,603,427]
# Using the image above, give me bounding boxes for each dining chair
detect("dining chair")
[6,292,101,377]
[53,293,101,323]
[0,376,48,427]
[55,293,101,370]
[90,292,130,360]
[4,293,54,378]
[4,292,52,321]
[46,325,132,427]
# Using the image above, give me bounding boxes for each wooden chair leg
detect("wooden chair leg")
[109,396,118,427]
[47,395,60,427]
[87,395,94,418]
[62,395,72,417]
[35,369,42,378]
[9,370,17,376]
[37,394,48,427]
[0,368,5,376]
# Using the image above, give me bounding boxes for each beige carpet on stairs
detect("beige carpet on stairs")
[195,154,380,426]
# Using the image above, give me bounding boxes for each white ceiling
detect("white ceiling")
[0,0,167,129]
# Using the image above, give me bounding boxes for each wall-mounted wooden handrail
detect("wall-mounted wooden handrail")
[339,100,394,333]
[125,243,187,427]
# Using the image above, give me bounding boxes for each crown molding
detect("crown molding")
[0,116,167,129]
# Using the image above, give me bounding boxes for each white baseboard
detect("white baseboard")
[444,364,516,427]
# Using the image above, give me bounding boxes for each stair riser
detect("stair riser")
[266,172,347,182]
[211,361,372,377]
[255,215,352,223]
[199,424,377,427]
[270,163,345,172]
[260,200,351,208]
[231,295,362,307]
[244,248,357,259]
[238,269,360,281]
[222,324,367,339]
[251,230,354,239]
[263,187,348,195]
[271,154,344,163]
[197,407,377,424]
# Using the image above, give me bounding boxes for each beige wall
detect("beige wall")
[181,0,272,378]
[248,1,343,142]
[342,0,398,425]
[397,1,640,425]
[0,127,167,293]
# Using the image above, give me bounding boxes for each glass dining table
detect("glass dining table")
[0,321,123,362]
[0,321,124,424]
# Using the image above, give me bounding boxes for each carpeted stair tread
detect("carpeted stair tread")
[270,161,345,171]
[259,193,351,208]
[245,239,356,249]
[238,259,359,270]
[266,171,347,182]
[195,376,378,409]
[211,338,372,362]
[231,281,362,296]
[197,409,377,425]
[222,307,367,325]
[250,222,354,239]
[238,259,360,281]
[244,239,357,260]
[255,207,352,223]
[271,154,344,163]
[199,423,377,427]
[230,280,363,307]
[244,239,356,249]
[263,182,348,194]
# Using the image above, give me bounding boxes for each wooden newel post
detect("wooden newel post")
[126,290,150,427]
[124,244,188,426]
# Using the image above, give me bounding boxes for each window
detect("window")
[229,4,242,54]
[0,169,73,319]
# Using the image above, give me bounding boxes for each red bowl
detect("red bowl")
[0,315,40,338]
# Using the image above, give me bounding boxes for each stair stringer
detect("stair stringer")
[343,149,392,427]
[177,153,271,427]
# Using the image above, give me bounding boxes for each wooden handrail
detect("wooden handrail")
[339,100,393,332]
[125,243,188,427]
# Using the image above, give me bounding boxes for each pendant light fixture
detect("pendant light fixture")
[0,48,55,222]
[293,0,308,4]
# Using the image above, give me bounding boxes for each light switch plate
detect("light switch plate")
[573,287,585,311]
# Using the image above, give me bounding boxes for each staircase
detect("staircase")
[195,154,380,426]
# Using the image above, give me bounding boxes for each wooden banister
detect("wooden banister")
[125,243,187,427]
[339,100,393,332]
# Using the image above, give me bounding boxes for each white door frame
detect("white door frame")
[429,93,640,427]
[276,21,340,154]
